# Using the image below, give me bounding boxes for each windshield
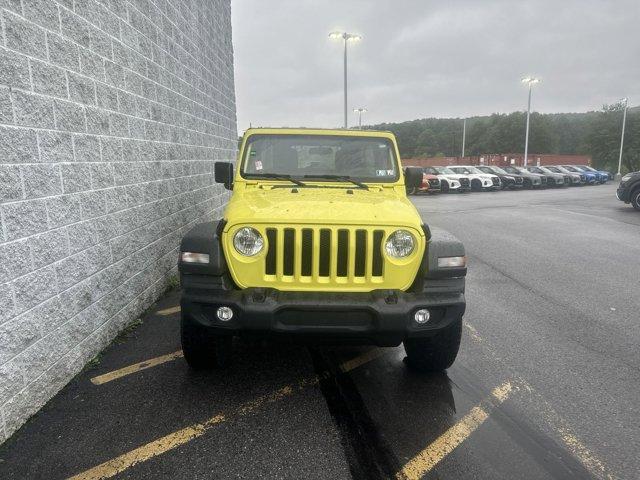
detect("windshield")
[491,166,508,174]
[545,167,561,173]
[423,167,438,174]
[434,167,456,174]
[465,167,484,174]
[570,166,586,172]
[581,166,596,172]
[503,166,520,174]
[477,166,494,174]
[241,134,399,183]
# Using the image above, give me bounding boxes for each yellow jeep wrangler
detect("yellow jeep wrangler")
[178,128,466,371]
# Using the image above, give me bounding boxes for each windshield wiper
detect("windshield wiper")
[302,174,369,190]
[245,173,307,187]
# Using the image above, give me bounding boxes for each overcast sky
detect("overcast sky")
[231,0,640,133]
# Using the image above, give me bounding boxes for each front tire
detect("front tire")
[403,317,462,372]
[631,188,640,211]
[471,179,482,192]
[181,317,232,369]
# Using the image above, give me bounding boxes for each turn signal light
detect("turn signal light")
[437,256,467,268]
[180,252,210,264]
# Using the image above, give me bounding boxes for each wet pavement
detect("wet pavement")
[0,183,637,479]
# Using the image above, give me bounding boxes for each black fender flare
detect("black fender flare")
[178,220,228,276]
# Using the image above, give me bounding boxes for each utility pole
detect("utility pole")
[353,108,367,129]
[616,98,629,180]
[461,118,466,158]
[521,77,540,166]
[329,32,362,128]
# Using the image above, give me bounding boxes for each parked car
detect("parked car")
[476,166,523,189]
[616,171,640,210]
[179,127,468,372]
[525,166,569,187]
[431,166,471,192]
[576,165,610,183]
[502,165,545,188]
[544,166,583,186]
[561,165,598,184]
[405,168,441,195]
[449,166,501,191]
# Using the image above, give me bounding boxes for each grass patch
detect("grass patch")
[83,353,103,372]
[114,318,144,344]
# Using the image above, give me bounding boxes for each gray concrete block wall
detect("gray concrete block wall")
[0,0,236,442]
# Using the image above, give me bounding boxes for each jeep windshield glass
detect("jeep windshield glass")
[240,134,399,183]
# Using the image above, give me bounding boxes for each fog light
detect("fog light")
[216,306,233,321]
[414,309,430,324]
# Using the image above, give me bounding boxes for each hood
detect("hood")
[224,186,423,228]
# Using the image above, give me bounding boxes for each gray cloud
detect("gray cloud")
[232,0,640,133]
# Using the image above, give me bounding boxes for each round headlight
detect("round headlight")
[233,227,264,256]
[385,230,415,258]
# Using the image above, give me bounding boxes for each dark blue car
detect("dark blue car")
[577,165,611,183]
[561,166,598,184]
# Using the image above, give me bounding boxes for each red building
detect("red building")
[403,153,592,168]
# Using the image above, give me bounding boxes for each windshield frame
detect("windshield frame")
[238,133,401,184]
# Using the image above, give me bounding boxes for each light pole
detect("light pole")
[461,118,466,158]
[521,77,540,166]
[353,108,367,129]
[616,97,629,180]
[329,31,362,128]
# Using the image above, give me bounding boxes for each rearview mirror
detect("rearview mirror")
[404,167,423,189]
[214,162,234,190]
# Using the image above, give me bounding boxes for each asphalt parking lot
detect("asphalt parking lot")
[1,183,638,480]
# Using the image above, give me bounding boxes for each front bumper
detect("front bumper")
[616,187,629,203]
[181,283,465,347]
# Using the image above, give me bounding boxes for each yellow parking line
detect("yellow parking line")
[90,351,184,385]
[396,381,514,480]
[69,348,385,480]
[156,305,181,316]
[463,323,614,480]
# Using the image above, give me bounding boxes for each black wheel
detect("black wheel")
[181,316,232,369]
[631,188,640,211]
[441,180,450,193]
[403,317,462,372]
[471,179,482,192]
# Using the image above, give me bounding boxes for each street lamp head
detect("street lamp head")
[329,31,362,41]
[521,77,540,85]
[353,108,367,113]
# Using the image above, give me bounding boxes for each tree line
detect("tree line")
[369,105,639,173]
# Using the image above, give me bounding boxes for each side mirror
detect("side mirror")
[404,167,423,189]
[214,162,233,190]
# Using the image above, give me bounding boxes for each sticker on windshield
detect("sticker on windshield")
[255,160,263,171]
[376,169,393,177]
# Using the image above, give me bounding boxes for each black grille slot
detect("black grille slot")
[265,228,277,275]
[301,229,313,276]
[372,230,384,277]
[460,178,470,187]
[355,230,366,277]
[319,229,331,277]
[337,230,349,277]
[491,177,499,185]
[283,229,295,275]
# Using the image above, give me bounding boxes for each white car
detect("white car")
[450,166,501,191]
[430,166,471,192]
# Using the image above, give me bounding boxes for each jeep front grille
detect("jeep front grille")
[264,227,385,281]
